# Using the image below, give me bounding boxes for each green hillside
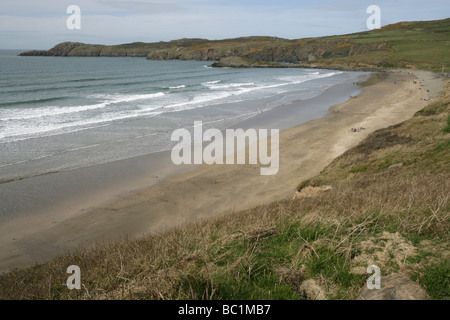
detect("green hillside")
[299,19,450,72]
[20,19,450,73]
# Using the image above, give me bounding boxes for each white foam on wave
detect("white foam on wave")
[169,85,186,89]
[204,82,255,90]
[0,102,109,121]
[145,72,341,115]
[0,71,343,143]
[0,107,165,143]
[200,73,339,100]
[276,72,338,83]
[101,92,165,104]
[162,91,232,111]
[0,92,165,121]
[0,92,168,141]
[201,80,221,86]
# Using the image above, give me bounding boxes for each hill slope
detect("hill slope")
[20,19,450,72]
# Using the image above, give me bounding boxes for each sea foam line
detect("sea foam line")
[0,72,340,142]
[0,92,165,121]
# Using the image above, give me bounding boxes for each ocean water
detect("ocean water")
[0,49,364,181]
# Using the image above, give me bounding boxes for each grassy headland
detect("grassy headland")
[20,19,450,73]
[1,79,448,300]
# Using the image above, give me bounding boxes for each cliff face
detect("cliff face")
[210,56,287,68]
[146,39,390,63]
[19,38,390,63]
[19,39,218,57]
[20,42,84,56]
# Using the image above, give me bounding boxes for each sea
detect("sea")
[0,49,366,182]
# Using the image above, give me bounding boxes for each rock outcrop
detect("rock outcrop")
[20,42,83,56]
[210,56,287,68]
[358,273,430,300]
[299,279,327,300]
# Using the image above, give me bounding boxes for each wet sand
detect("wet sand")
[0,69,442,272]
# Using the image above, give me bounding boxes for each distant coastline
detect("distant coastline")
[18,18,450,73]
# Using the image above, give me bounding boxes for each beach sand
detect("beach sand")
[0,69,444,272]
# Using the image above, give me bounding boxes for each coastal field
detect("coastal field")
[0,69,447,299]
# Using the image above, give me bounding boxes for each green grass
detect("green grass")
[413,260,450,300]
[350,165,369,173]
[307,247,363,296]
[336,20,450,72]
[445,115,450,133]
[213,274,301,300]
[301,21,450,72]
[207,221,330,299]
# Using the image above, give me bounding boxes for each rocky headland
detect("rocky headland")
[19,18,450,73]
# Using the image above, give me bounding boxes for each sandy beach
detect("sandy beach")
[0,69,444,272]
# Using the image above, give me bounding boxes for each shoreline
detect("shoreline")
[0,69,443,273]
[0,71,365,221]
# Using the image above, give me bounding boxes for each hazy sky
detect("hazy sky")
[1,0,449,49]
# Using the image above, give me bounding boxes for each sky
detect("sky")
[0,0,449,49]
